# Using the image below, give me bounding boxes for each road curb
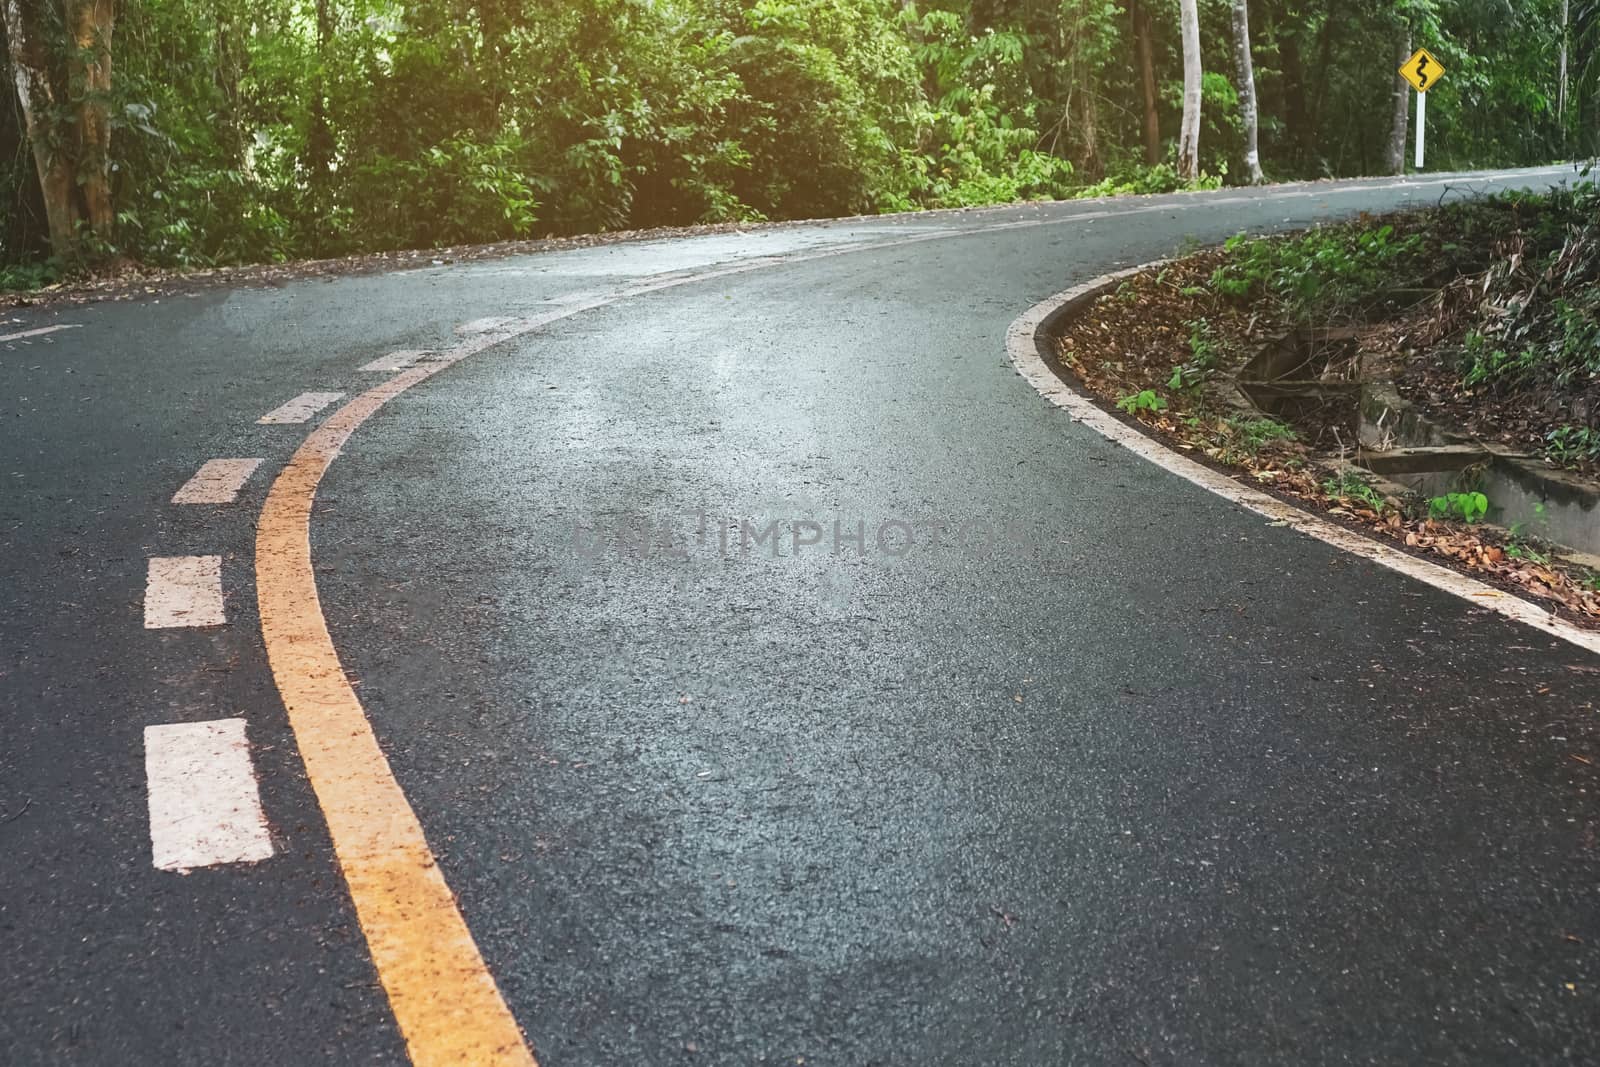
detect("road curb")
[1006,266,1600,659]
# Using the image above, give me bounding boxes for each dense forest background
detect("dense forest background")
[0,0,1588,282]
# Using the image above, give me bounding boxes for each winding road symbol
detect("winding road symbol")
[1401,47,1445,93]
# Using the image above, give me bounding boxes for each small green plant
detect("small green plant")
[1504,535,1551,565]
[1323,471,1386,512]
[1212,415,1297,465]
[1188,318,1221,367]
[1459,330,1540,389]
[1116,389,1168,415]
[1167,318,1224,391]
[1210,233,1261,298]
[1507,503,1553,562]
[1545,425,1600,467]
[1227,415,1297,449]
[1428,490,1490,523]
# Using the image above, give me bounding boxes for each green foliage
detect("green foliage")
[1504,538,1551,564]
[1443,184,1600,432]
[899,87,1077,209]
[0,261,62,293]
[1227,415,1297,449]
[344,133,543,249]
[1117,389,1168,415]
[1212,224,1424,318]
[892,11,1075,209]
[1211,414,1297,465]
[1459,331,1529,389]
[1074,164,1222,200]
[1323,471,1386,512]
[1545,425,1600,468]
[1506,505,1552,564]
[0,0,1579,275]
[1429,491,1490,524]
[1168,318,1224,390]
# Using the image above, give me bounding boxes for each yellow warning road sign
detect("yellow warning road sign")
[1400,47,1445,93]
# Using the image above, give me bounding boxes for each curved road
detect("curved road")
[5,166,1599,1065]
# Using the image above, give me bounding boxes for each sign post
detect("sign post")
[1415,90,1426,169]
[1399,47,1445,171]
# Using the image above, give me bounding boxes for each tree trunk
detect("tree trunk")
[1559,0,1570,124]
[1177,0,1202,180]
[1279,29,1309,172]
[1,17,50,259]
[1386,32,1410,175]
[5,0,116,259]
[1229,0,1263,183]
[4,0,79,259]
[1078,89,1103,180]
[307,0,333,210]
[1130,0,1160,166]
[70,0,115,241]
[1306,11,1337,164]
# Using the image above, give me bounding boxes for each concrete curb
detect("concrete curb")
[1006,266,1600,658]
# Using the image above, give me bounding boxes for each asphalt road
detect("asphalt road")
[4,165,1599,1066]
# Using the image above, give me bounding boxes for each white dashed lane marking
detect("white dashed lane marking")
[0,323,81,343]
[145,718,274,871]
[456,316,518,336]
[257,391,345,424]
[172,458,263,504]
[359,350,430,372]
[144,555,226,628]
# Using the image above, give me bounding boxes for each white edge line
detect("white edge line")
[1004,266,1600,658]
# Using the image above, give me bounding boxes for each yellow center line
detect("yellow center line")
[251,177,1517,1058]
[255,349,537,1067]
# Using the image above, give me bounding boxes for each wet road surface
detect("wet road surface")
[5,166,1600,1064]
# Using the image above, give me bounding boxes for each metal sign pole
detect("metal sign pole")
[1414,88,1426,170]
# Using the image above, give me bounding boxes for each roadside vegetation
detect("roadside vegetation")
[0,0,1587,290]
[1057,186,1600,624]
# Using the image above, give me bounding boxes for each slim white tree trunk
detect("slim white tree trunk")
[1229,0,1263,183]
[1177,0,1202,180]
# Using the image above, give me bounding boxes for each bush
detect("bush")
[1211,224,1423,318]
[1074,163,1223,200]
